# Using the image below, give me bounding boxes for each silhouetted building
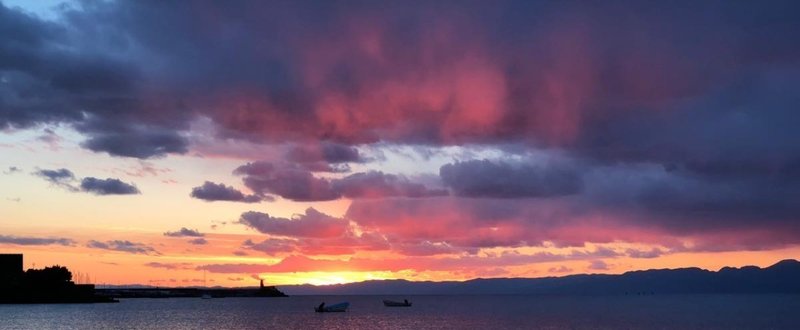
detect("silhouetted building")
[0,253,116,303]
[0,254,23,285]
[0,253,23,273]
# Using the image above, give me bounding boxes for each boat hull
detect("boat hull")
[315,302,349,312]
[383,300,412,307]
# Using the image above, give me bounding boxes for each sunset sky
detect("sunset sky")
[1,0,799,287]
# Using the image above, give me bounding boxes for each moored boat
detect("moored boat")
[315,302,349,312]
[383,299,412,307]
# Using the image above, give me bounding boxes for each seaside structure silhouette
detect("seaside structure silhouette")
[95,278,287,298]
[0,253,116,303]
[1,254,286,300]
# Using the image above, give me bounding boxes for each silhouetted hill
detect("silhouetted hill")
[279,259,800,295]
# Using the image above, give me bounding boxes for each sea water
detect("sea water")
[1,294,798,329]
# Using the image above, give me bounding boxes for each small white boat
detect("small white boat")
[315,302,349,312]
[201,294,212,299]
[383,299,412,307]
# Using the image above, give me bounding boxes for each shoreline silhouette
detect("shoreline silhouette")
[277,259,800,296]
[0,254,116,304]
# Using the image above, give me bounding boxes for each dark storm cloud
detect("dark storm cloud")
[577,73,800,179]
[0,234,75,246]
[581,164,800,233]
[333,171,448,198]
[1,0,798,153]
[86,240,158,255]
[233,161,340,201]
[48,56,140,94]
[164,227,204,238]
[292,162,352,173]
[3,0,798,163]
[440,159,582,198]
[238,164,339,202]
[190,181,262,203]
[2,0,800,248]
[0,2,189,158]
[80,124,189,159]
[80,177,140,195]
[233,161,446,201]
[286,142,364,164]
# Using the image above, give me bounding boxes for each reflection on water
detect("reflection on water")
[1,294,799,329]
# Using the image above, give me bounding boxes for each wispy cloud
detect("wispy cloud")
[87,240,159,255]
[33,168,140,195]
[0,235,75,246]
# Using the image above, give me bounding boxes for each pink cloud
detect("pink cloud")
[239,208,348,238]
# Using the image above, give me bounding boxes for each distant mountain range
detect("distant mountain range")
[278,259,800,295]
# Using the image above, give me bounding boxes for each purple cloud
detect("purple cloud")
[190,181,262,203]
[164,227,204,237]
[87,240,158,255]
[34,168,78,191]
[0,235,75,246]
[80,177,140,195]
[286,142,364,164]
[440,159,582,198]
[238,208,348,238]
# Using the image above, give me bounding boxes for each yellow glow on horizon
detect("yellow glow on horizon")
[261,271,396,286]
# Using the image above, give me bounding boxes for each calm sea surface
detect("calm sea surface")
[1,294,798,329]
